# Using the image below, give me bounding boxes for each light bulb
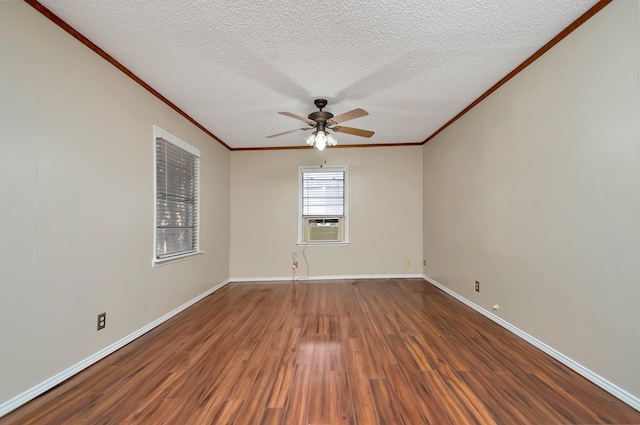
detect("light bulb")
[327,133,337,146]
[314,131,327,150]
[304,133,315,145]
[315,131,327,145]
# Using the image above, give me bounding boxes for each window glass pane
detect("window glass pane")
[156,137,199,259]
[156,228,195,258]
[302,170,344,216]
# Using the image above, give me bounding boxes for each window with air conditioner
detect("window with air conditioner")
[153,126,202,265]
[299,166,348,244]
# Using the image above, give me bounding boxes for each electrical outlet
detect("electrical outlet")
[423,259,426,266]
[97,312,106,331]
[475,281,480,292]
[406,259,411,266]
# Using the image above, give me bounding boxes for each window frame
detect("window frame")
[298,165,349,245]
[153,126,203,266]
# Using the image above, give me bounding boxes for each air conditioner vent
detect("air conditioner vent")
[304,217,343,242]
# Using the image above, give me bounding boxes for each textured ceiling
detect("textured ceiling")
[35,0,599,149]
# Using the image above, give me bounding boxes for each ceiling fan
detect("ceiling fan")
[266,99,374,150]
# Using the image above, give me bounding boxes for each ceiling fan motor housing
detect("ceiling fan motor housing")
[308,99,334,130]
[308,110,333,126]
[308,110,333,121]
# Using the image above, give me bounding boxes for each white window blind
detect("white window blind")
[302,169,345,216]
[155,133,200,260]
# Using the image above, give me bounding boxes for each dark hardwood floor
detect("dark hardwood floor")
[2,278,639,424]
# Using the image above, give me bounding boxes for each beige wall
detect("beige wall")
[423,0,640,398]
[230,147,423,278]
[3,0,640,413]
[0,2,230,405]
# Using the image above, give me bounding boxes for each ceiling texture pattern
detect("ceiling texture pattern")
[35,0,600,149]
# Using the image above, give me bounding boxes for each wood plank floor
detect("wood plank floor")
[2,278,639,424]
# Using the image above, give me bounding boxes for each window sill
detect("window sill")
[296,241,350,247]
[152,250,204,267]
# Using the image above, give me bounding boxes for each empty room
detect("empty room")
[1,0,640,423]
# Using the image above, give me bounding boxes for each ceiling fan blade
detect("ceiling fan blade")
[265,128,302,138]
[333,126,375,138]
[329,108,368,125]
[278,111,315,124]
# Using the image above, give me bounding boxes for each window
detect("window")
[154,126,201,264]
[299,166,348,244]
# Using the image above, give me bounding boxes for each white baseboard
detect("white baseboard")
[8,275,635,417]
[230,273,424,283]
[423,274,640,412]
[0,279,231,418]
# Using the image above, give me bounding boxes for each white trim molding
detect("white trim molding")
[230,273,425,283]
[153,125,201,265]
[0,279,231,418]
[423,274,640,412]
[298,165,349,245]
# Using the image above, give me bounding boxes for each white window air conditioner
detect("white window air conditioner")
[304,217,343,242]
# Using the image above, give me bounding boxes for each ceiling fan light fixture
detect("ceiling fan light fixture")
[304,131,331,150]
[327,133,337,146]
[305,133,316,146]
[314,131,328,150]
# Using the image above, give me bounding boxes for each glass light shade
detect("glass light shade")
[304,133,315,145]
[315,131,327,145]
[327,133,337,146]
[304,129,337,150]
[314,131,327,150]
